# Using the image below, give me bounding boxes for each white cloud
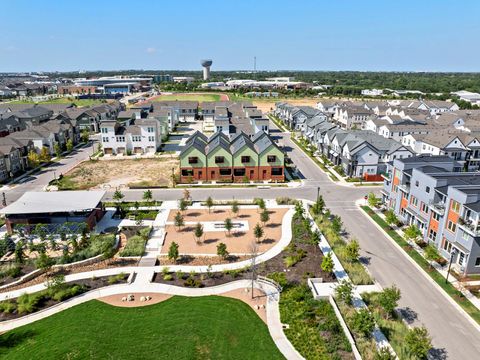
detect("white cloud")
[146,47,156,54]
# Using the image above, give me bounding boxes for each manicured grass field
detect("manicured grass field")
[9,98,108,106]
[154,93,221,102]
[0,296,283,360]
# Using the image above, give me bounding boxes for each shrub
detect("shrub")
[405,326,432,359]
[0,301,16,314]
[184,276,202,288]
[276,197,298,205]
[378,285,401,319]
[267,272,288,288]
[284,255,298,268]
[17,293,44,314]
[163,274,173,281]
[50,284,85,302]
[350,308,375,338]
[108,273,126,285]
[335,280,354,305]
[119,235,146,257]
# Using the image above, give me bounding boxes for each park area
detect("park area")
[0,296,283,360]
[149,92,227,102]
[161,207,288,256]
[56,157,179,190]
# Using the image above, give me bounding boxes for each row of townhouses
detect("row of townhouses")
[179,131,284,183]
[382,155,480,275]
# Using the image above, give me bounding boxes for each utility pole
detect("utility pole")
[2,192,6,207]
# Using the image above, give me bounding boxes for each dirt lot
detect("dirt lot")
[162,208,289,255]
[252,98,318,113]
[62,158,179,189]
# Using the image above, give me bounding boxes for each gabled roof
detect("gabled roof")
[230,132,255,154]
[206,132,231,154]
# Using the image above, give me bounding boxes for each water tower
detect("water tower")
[201,59,212,80]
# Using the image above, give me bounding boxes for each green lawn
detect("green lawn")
[0,296,283,360]
[9,98,108,106]
[154,93,221,102]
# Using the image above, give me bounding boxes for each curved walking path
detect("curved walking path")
[0,280,303,360]
[0,208,295,301]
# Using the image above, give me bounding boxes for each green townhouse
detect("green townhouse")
[179,131,284,183]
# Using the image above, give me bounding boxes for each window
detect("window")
[215,156,225,164]
[147,127,154,133]
[432,212,440,221]
[234,168,246,176]
[410,196,418,207]
[420,202,428,213]
[443,239,452,252]
[462,230,470,241]
[446,220,457,233]
[148,136,155,142]
[475,257,480,267]
[219,168,231,176]
[426,186,430,193]
[116,136,125,142]
[415,181,419,187]
[101,128,108,134]
[102,137,109,143]
[458,252,465,266]
[188,157,198,164]
[267,155,276,163]
[428,228,437,240]
[132,136,141,142]
[272,167,283,176]
[451,200,461,213]
[181,169,193,176]
[241,156,250,163]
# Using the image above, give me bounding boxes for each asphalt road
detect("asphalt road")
[3,125,480,358]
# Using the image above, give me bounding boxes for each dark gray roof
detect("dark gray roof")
[230,132,255,154]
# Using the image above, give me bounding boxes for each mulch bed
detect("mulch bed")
[0,263,37,288]
[0,274,129,322]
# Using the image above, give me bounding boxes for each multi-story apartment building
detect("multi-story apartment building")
[179,131,284,183]
[100,119,161,155]
[382,155,480,275]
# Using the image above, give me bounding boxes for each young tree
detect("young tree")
[331,215,343,234]
[179,198,188,213]
[294,201,304,216]
[217,242,229,259]
[206,196,214,213]
[81,129,90,143]
[174,211,185,231]
[54,143,62,158]
[66,138,74,152]
[231,200,239,218]
[312,195,325,215]
[253,223,264,243]
[378,285,401,319]
[168,241,179,263]
[27,150,40,168]
[143,189,153,204]
[260,209,270,227]
[224,218,233,237]
[345,239,360,262]
[183,188,191,202]
[424,244,441,268]
[256,198,266,213]
[36,251,54,270]
[113,189,125,204]
[368,192,379,208]
[385,209,399,227]
[351,309,375,338]
[39,147,51,163]
[193,222,204,244]
[335,279,354,304]
[404,224,422,243]
[14,240,25,264]
[405,327,432,359]
[321,252,334,273]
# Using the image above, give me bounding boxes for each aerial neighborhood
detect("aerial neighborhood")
[1,2,480,358]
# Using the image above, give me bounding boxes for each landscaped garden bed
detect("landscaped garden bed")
[119,227,151,257]
[279,284,354,360]
[0,273,129,321]
[0,296,283,359]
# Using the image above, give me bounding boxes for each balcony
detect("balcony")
[381,172,391,182]
[398,183,410,193]
[428,200,445,215]
[458,217,480,237]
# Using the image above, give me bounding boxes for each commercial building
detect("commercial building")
[382,155,480,275]
[0,191,106,234]
[179,131,284,183]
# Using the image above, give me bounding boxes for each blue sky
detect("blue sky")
[1,0,479,72]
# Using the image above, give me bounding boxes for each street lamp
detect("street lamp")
[446,248,458,284]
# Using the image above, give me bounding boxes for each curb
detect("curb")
[356,199,480,333]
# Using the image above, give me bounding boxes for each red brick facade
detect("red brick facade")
[180,165,284,183]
